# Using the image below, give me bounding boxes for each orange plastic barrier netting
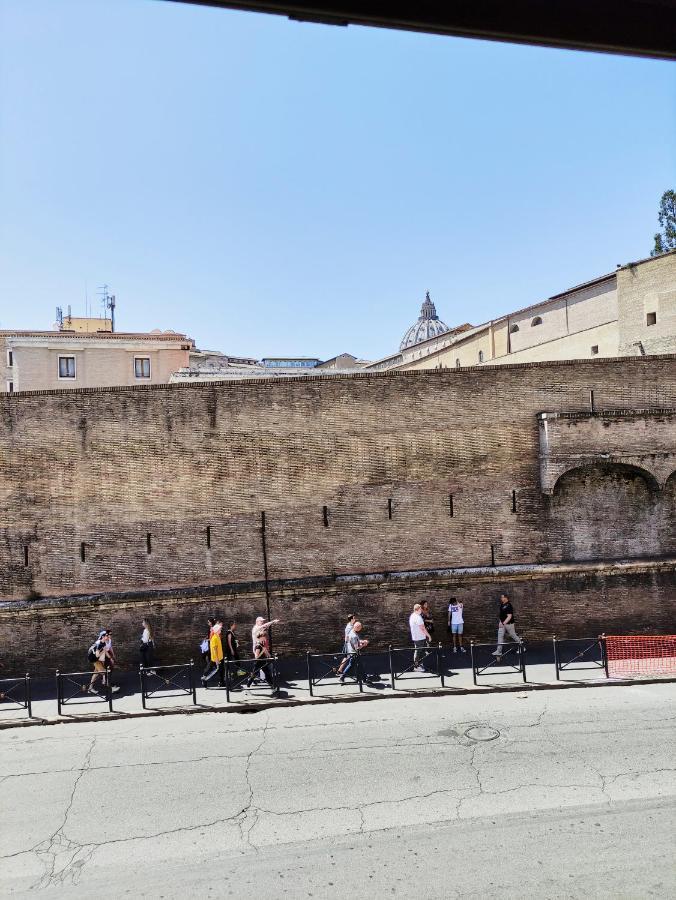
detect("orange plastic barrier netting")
[605,635,676,677]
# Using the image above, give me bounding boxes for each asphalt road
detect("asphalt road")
[2,683,675,898]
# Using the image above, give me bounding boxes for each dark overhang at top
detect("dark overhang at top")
[162,1,676,60]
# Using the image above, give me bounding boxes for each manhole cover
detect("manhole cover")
[464,725,500,742]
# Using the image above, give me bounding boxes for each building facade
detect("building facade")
[365,250,676,373]
[1,330,194,393]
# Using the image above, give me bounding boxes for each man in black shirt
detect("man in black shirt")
[492,593,522,659]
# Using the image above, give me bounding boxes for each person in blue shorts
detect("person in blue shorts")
[447,597,465,653]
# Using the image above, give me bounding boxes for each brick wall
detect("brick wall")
[0,356,674,669]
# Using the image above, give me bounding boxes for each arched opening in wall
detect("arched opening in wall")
[549,462,664,562]
[662,470,676,549]
[531,316,543,326]
[509,324,519,333]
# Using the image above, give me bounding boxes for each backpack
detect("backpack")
[87,642,98,664]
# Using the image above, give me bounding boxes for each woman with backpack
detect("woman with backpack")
[88,630,111,694]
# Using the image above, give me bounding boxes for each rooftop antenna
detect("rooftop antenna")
[56,306,63,329]
[98,284,116,332]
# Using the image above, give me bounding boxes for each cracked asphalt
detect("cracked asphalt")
[1,683,675,898]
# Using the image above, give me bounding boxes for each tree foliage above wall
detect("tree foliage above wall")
[652,189,676,256]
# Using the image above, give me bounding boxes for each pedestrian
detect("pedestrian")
[202,620,225,687]
[336,614,355,676]
[340,621,368,684]
[492,593,522,659]
[409,603,431,671]
[420,600,435,637]
[139,619,155,671]
[200,617,216,677]
[447,598,465,653]
[225,620,239,662]
[224,620,243,680]
[104,629,116,673]
[88,630,111,694]
[247,616,279,686]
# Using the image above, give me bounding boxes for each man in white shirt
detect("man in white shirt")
[409,603,431,672]
[447,598,465,653]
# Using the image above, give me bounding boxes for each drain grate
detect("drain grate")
[464,725,500,742]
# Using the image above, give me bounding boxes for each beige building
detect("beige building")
[2,330,194,393]
[366,250,676,373]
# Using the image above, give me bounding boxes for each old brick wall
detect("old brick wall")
[1,356,674,601]
[0,356,674,670]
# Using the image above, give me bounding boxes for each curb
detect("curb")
[2,674,676,730]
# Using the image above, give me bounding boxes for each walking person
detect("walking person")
[200,617,216,677]
[447,598,465,653]
[224,620,242,682]
[409,603,431,672]
[420,600,435,637]
[340,621,368,684]
[247,617,279,686]
[202,620,225,687]
[103,629,116,682]
[88,630,111,694]
[492,593,522,659]
[139,619,155,671]
[336,614,355,676]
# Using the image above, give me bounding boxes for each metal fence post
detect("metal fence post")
[553,635,560,680]
[272,656,279,694]
[140,666,147,710]
[25,673,32,718]
[357,652,364,693]
[601,633,609,678]
[388,645,395,690]
[106,668,113,712]
[521,644,527,683]
[470,642,477,685]
[438,643,445,688]
[190,659,197,705]
[225,661,231,703]
[56,670,61,716]
[307,652,313,697]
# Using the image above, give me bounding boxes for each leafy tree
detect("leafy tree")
[652,189,676,256]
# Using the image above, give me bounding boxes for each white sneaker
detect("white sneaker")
[460,647,466,654]
[414,665,425,672]
[491,650,502,657]
[452,647,457,653]
[87,687,98,695]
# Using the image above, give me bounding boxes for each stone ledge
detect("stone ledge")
[1,556,674,616]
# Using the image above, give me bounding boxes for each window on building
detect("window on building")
[478,350,484,362]
[6,381,13,393]
[455,359,461,368]
[646,312,657,326]
[531,316,543,326]
[58,356,76,378]
[591,345,599,355]
[134,357,151,378]
[6,350,13,367]
[509,324,519,334]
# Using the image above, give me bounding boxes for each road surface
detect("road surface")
[2,683,675,897]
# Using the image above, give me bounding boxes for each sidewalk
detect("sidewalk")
[2,651,673,729]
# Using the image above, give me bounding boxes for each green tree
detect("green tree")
[652,189,676,256]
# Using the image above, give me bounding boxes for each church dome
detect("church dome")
[399,292,450,350]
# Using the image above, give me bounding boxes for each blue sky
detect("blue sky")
[1,0,674,361]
